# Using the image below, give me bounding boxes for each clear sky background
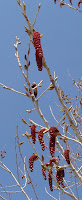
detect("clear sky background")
[0,0,82,200]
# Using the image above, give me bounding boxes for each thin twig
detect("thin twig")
[29,119,43,128]
[14,36,27,82]
[58,0,82,12]
[0,161,30,200]
[68,72,82,90]
[0,195,6,200]
[36,87,49,101]
[23,157,27,188]
[42,56,82,144]
[0,83,26,96]
[0,184,12,200]
[15,132,20,184]
[32,3,41,29]
[17,0,31,29]
[45,187,57,200]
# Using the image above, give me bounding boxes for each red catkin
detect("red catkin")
[54,0,56,3]
[35,50,43,71]
[33,31,43,57]
[42,165,46,180]
[78,0,82,7]
[31,125,36,144]
[41,162,49,180]
[64,149,70,164]
[49,126,60,137]
[48,169,53,191]
[33,31,43,71]
[49,127,60,157]
[69,0,72,5]
[60,2,65,7]
[38,128,46,151]
[49,157,59,166]
[49,136,56,157]
[29,154,38,172]
[56,168,65,187]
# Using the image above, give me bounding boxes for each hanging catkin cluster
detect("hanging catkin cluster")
[41,158,59,191]
[28,126,68,191]
[33,31,43,71]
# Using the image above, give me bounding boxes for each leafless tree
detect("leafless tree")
[0,1,82,200]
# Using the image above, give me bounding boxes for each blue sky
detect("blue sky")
[0,0,82,200]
